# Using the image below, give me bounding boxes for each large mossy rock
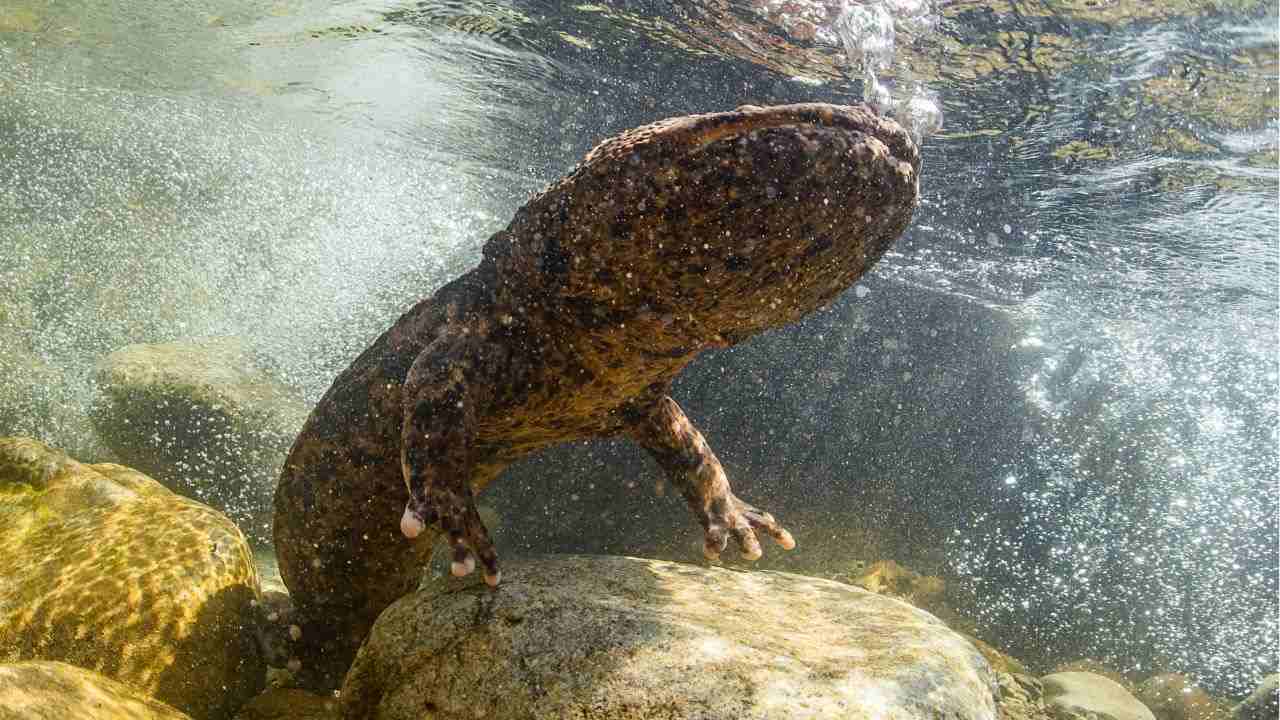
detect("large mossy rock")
[340,554,998,720]
[89,336,309,544]
[0,661,195,720]
[0,438,266,720]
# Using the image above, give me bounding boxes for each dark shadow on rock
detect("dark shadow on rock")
[151,582,266,720]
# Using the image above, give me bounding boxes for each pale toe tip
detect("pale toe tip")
[451,554,476,577]
[400,507,425,539]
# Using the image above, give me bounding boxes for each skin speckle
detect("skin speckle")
[273,102,920,689]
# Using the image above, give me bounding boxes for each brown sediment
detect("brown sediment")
[273,102,920,688]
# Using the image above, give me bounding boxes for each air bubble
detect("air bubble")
[831,0,943,142]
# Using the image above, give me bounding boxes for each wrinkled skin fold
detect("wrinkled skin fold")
[273,102,921,689]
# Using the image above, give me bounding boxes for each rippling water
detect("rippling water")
[1,0,1276,699]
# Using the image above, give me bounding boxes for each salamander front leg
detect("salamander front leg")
[626,395,795,562]
[400,346,501,587]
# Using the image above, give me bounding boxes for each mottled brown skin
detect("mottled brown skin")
[273,102,921,688]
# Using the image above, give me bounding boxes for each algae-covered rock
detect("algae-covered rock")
[341,554,998,720]
[0,661,195,720]
[996,672,1053,720]
[1042,671,1156,720]
[90,336,308,543]
[966,635,1029,677]
[0,437,266,720]
[851,558,946,607]
[233,689,338,720]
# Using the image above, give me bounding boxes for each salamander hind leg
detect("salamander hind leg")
[625,395,795,562]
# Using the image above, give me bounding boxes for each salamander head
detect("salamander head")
[489,103,921,347]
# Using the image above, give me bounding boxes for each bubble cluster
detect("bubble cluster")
[832,0,942,142]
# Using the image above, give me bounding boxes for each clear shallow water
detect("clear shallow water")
[1,0,1276,700]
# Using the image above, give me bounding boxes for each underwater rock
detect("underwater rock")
[0,438,266,720]
[1042,671,1156,720]
[251,590,304,673]
[90,336,308,544]
[340,554,997,720]
[1233,674,1278,720]
[0,661,195,720]
[964,635,1029,677]
[233,689,338,720]
[995,672,1054,720]
[851,558,946,607]
[1135,673,1229,720]
[839,557,977,636]
[1049,661,1136,692]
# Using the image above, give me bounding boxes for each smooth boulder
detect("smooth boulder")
[0,437,266,720]
[90,336,308,543]
[341,554,998,720]
[1042,672,1156,720]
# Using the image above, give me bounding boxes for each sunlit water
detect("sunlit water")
[1,0,1276,701]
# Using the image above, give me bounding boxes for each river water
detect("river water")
[1,0,1276,701]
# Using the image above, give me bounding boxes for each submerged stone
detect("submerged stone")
[233,689,339,720]
[0,661,195,720]
[995,672,1053,720]
[1042,671,1156,720]
[340,554,997,720]
[90,336,308,544]
[0,437,266,720]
